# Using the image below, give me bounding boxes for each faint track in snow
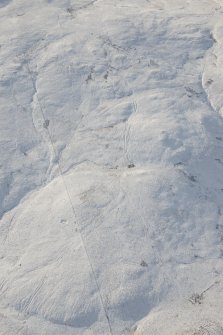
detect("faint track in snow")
[122,100,138,166]
[16,61,115,335]
[123,122,131,165]
[24,59,57,182]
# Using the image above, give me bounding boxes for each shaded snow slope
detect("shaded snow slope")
[0,1,223,334]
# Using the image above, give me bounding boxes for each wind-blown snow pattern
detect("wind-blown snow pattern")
[0,0,223,334]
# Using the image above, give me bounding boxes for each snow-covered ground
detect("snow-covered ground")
[0,0,223,334]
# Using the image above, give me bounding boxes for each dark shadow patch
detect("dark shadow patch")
[0,0,11,8]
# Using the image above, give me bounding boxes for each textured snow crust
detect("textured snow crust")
[1,1,223,334]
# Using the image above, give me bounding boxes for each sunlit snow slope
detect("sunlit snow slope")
[1,1,223,334]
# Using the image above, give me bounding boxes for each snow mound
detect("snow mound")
[134,303,223,335]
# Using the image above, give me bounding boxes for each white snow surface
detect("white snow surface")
[0,0,223,334]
